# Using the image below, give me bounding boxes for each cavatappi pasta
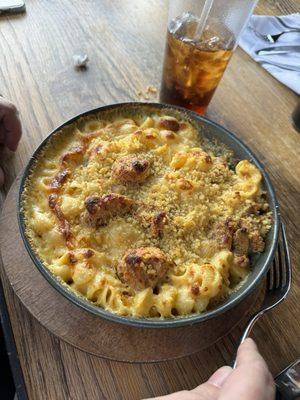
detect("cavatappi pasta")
[22,110,272,318]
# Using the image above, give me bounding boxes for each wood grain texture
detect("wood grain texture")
[0,0,299,399]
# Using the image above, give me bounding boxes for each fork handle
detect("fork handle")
[232,311,264,368]
[239,310,265,344]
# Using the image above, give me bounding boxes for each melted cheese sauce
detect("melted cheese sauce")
[22,110,272,317]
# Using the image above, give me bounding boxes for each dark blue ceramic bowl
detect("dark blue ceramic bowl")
[18,102,280,328]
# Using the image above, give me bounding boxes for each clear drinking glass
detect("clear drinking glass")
[160,0,259,115]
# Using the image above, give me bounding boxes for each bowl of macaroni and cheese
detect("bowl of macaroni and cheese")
[19,103,279,328]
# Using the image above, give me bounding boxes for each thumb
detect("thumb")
[144,366,232,400]
[207,366,233,388]
[189,366,232,399]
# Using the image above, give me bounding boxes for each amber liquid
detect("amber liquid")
[160,15,234,115]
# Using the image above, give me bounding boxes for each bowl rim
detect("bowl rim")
[18,102,280,329]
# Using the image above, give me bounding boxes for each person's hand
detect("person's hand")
[147,338,275,400]
[0,98,22,186]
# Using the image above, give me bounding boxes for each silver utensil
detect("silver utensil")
[275,358,300,399]
[257,45,300,56]
[250,26,300,43]
[275,16,300,31]
[233,222,291,369]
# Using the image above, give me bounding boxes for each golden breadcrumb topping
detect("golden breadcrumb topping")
[22,110,271,318]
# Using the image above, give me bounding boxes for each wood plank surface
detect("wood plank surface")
[0,0,299,399]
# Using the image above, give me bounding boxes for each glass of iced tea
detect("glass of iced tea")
[160,0,259,114]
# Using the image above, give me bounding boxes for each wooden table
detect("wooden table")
[0,1,299,399]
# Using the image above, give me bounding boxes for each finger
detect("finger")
[0,167,4,186]
[0,100,22,151]
[143,390,197,400]
[144,367,231,400]
[219,339,275,400]
[207,366,232,388]
[191,381,220,399]
[144,384,219,400]
[236,338,267,368]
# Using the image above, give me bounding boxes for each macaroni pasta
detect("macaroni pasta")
[22,110,272,318]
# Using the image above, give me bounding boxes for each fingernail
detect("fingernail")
[208,366,232,388]
[243,337,258,350]
[244,338,255,344]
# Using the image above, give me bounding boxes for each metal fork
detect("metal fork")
[233,222,292,368]
[250,25,300,43]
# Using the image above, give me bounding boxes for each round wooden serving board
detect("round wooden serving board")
[0,177,263,363]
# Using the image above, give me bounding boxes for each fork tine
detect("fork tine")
[276,242,285,289]
[273,250,281,289]
[236,222,291,352]
[268,260,275,290]
[281,222,292,289]
[266,267,272,290]
[276,16,297,31]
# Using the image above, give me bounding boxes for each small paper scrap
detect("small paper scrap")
[73,54,89,69]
